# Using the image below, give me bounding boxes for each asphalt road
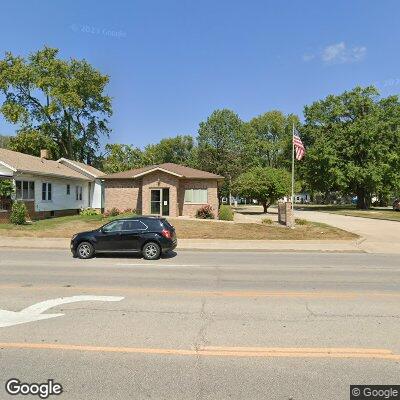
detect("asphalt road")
[0,249,399,399]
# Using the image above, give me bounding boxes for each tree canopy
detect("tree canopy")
[233,167,292,212]
[142,135,196,166]
[8,129,58,158]
[197,109,243,197]
[301,86,400,208]
[0,134,11,148]
[242,111,299,170]
[0,47,112,163]
[102,144,144,173]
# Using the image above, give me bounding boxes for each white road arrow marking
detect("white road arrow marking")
[0,295,124,328]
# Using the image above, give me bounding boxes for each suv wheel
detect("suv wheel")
[77,242,94,259]
[143,242,161,260]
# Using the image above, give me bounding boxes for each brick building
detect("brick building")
[102,163,224,218]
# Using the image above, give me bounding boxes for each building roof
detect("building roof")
[0,148,91,180]
[57,158,104,178]
[101,163,224,180]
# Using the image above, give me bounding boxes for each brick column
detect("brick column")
[285,202,294,228]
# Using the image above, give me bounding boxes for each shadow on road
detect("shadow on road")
[94,251,178,260]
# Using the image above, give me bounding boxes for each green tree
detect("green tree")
[142,135,196,166]
[242,111,299,169]
[102,144,144,173]
[0,134,11,148]
[197,109,243,199]
[302,86,400,209]
[233,167,292,213]
[8,129,58,158]
[0,47,112,162]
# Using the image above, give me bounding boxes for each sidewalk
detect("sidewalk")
[0,236,363,253]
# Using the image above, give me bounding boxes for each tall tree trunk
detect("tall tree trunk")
[262,201,270,213]
[356,189,369,209]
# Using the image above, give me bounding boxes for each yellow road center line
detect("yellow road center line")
[1,343,399,361]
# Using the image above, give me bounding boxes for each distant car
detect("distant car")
[393,199,400,211]
[71,216,177,260]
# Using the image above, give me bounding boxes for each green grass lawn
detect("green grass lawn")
[296,204,400,222]
[0,214,105,231]
[0,213,357,240]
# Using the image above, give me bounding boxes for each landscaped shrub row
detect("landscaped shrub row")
[195,205,215,219]
[102,208,137,218]
[218,205,234,221]
[10,201,28,225]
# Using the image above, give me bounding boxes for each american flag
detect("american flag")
[293,131,305,161]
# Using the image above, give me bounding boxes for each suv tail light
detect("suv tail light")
[161,228,172,239]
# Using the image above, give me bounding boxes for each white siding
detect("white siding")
[15,173,89,212]
[90,179,103,209]
[0,164,13,176]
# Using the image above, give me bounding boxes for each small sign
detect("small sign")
[163,201,168,205]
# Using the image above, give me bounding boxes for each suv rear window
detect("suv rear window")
[161,219,174,230]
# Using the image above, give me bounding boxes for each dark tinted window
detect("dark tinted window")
[161,219,174,230]
[103,220,124,232]
[143,218,163,230]
[122,220,147,231]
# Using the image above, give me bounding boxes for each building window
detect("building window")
[42,182,52,201]
[15,180,35,200]
[76,186,83,201]
[184,189,208,204]
[66,184,70,195]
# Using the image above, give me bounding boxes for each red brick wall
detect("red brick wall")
[0,211,10,223]
[104,179,142,213]
[178,179,219,218]
[141,172,179,217]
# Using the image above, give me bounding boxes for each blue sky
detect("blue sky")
[1,0,400,148]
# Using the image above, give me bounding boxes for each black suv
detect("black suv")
[71,216,177,260]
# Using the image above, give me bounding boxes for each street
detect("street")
[0,249,399,399]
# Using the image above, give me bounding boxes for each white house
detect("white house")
[281,193,311,204]
[0,148,104,221]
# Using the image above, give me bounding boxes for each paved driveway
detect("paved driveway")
[295,209,399,254]
[235,206,400,254]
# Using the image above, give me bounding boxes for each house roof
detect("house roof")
[57,158,104,178]
[0,148,91,181]
[101,163,224,180]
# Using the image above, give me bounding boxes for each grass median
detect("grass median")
[0,214,357,240]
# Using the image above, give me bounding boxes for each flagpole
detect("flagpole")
[291,123,295,212]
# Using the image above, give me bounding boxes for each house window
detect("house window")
[184,189,208,204]
[42,182,52,201]
[15,180,35,200]
[75,186,83,201]
[66,184,70,195]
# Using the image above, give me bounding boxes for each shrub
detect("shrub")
[103,207,120,218]
[80,208,99,216]
[10,201,27,225]
[195,205,215,219]
[0,180,14,198]
[219,205,234,221]
[295,218,308,225]
[261,218,273,225]
[121,208,137,215]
